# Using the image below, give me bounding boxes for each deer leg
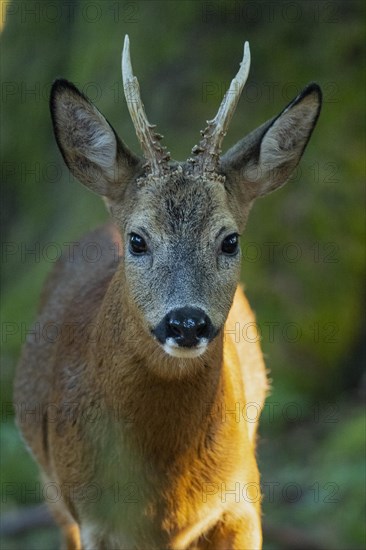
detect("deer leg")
[198,511,262,550]
[43,490,81,549]
[61,523,81,550]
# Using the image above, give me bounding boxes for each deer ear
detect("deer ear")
[50,79,140,199]
[221,83,322,198]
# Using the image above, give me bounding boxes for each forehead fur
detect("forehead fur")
[122,166,237,235]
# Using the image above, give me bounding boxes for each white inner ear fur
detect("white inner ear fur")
[74,105,117,181]
[259,94,318,171]
[245,93,318,182]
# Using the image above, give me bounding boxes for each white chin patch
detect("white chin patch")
[163,339,208,358]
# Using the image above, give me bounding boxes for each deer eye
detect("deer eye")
[221,233,239,255]
[129,233,148,255]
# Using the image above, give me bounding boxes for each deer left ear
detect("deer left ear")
[221,83,322,198]
[50,79,140,200]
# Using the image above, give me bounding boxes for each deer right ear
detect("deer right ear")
[221,83,322,199]
[50,79,140,199]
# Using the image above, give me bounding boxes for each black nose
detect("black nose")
[166,307,212,347]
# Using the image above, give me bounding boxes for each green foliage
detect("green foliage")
[1,0,364,548]
[260,405,366,548]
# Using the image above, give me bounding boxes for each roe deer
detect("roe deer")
[14,36,321,549]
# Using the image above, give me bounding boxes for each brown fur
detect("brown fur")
[15,223,266,548]
[14,67,321,549]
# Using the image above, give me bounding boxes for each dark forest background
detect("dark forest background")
[1,0,365,548]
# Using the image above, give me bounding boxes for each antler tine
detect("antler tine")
[122,35,170,175]
[190,42,251,174]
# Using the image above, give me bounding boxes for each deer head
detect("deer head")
[50,36,321,360]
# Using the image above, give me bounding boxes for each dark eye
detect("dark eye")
[221,233,239,255]
[129,233,148,255]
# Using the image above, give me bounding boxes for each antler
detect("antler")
[189,42,251,174]
[122,35,170,175]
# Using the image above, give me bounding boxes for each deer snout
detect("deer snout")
[166,307,212,346]
[152,307,214,355]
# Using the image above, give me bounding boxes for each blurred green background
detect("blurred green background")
[1,0,365,548]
